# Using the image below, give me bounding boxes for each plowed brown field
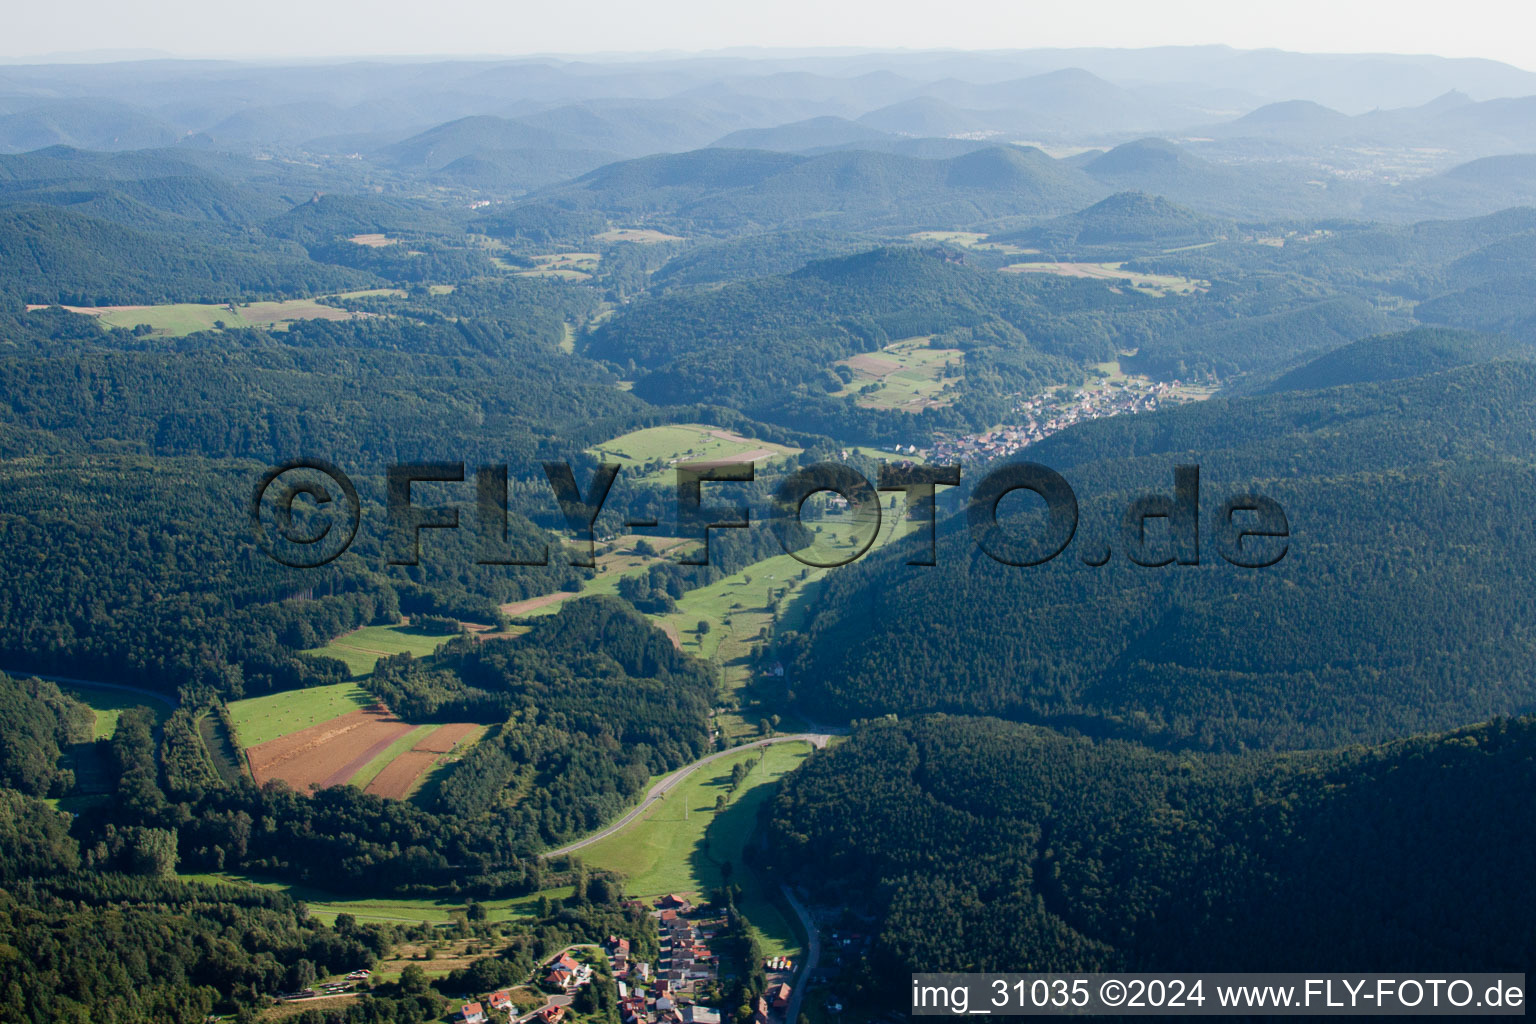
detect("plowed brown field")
[362,722,480,798]
[246,707,413,792]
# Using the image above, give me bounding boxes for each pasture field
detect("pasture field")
[588,423,801,486]
[1000,261,1209,296]
[596,228,684,243]
[502,535,691,620]
[26,296,390,338]
[577,741,813,958]
[226,681,374,749]
[908,229,1033,255]
[833,336,963,411]
[517,252,601,280]
[303,623,455,678]
[349,233,395,247]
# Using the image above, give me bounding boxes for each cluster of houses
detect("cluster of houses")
[614,894,726,1024]
[925,377,1194,465]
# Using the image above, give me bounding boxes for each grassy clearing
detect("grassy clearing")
[589,423,801,486]
[833,337,963,411]
[303,623,454,678]
[505,535,691,621]
[77,298,370,337]
[226,681,374,749]
[1000,261,1208,296]
[58,683,167,740]
[596,228,684,243]
[179,871,572,926]
[578,742,813,957]
[517,252,601,281]
[349,233,395,247]
[908,230,1033,255]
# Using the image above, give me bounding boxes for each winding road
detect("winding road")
[543,733,831,858]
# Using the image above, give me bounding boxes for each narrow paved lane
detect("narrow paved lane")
[781,885,821,1024]
[543,734,830,858]
[0,668,178,706]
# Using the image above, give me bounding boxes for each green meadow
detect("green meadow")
[225,680,374,748]
[303,623,454,678]
[576,741,813,957]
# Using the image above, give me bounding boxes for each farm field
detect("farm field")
[832,336,963,411]
[303,623,456,678]
[587,423,801,486]
[363,722,484,799]
[502,534,691,620]
[244,707,416,792]
[26,297,382,337]
[517,251,601,280]
[227,680,374,748]
[349,233,395,246]
[595,228,684,243]
[1000,260,1209,296]
[662,511,903,737]
[908,229,1033,255]
[577,741,813,958]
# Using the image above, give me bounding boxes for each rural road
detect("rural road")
[781,885,821,1024]
[0,668,178,707]
[543,734,831,858]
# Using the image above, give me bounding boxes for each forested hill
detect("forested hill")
[585,245,1133,437]
[784,357,1536,750]
[532,144,1107,230]
[0,205,374,305]
[1261,326,1533,393]
[765,714,1535,1000]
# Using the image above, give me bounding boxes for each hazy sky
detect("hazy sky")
[7,0,1536,70]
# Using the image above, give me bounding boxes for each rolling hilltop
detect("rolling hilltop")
[787,353,1536,750]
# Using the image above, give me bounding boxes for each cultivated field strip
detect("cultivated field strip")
[246,707,407,789]
[363,722,481,798]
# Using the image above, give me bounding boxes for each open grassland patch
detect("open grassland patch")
[58,682,166,741]
[588,423,800,486]
[908,230,1033,255]
[578,741,813,957]
[303,623,455,678]
[596,228,685,243]
[348,233,396,247]
[517,251,601,280]
[28,296,384,338]
[1000,260,1208,296]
